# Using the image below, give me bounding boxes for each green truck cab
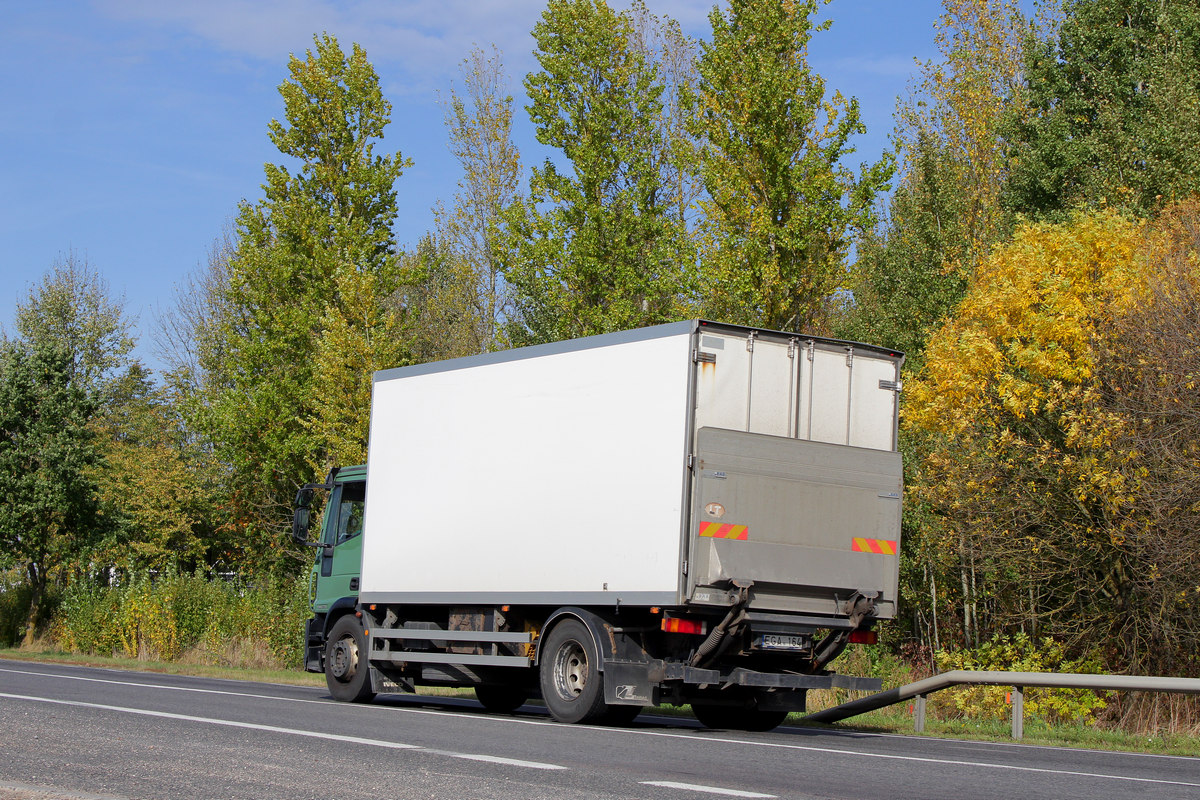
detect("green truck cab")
[292,464,366,675]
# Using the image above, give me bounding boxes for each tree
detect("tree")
[193,34,410,574]
[1003,0,1200,219]
[503,0,691,344]
[89,364,214,571]
[688,0,892,333]
[906,210,1143,650]
[0,341,103,644]
[306,263,410,472]
[1099,200,1200,676]
[839,130,969,368]
[842,0,1028,365]
[14,252,136,399]
[429,45,523,357]
[628,0,705,236]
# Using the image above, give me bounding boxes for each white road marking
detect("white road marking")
[424,750,566,770]
[0,666,337,707]
[641,781,776,798]
[5,664,1199,788]
[0,692,566,771]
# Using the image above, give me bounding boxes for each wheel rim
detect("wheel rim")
[329,635,359,682]
[552,639,588,701]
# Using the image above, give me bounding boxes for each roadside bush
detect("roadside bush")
[0,582,33,647]
[51,570,309,669]
[933,633,1109,723]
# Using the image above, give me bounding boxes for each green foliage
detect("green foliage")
[90,364,214,571]
[189,34,411,573]
[0,581,36,648]
[935,634,1109,723]
[55,571,310,668]
[689,0,892,333]
[841,0,1026,366]
[1003,0,1200,218]
[13,252,135,399]
[840,131,969,368]
[0,341,105,645]
[503,0,691,344]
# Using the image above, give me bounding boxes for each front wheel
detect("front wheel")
[325,615,376,703]
[539,619,607,724]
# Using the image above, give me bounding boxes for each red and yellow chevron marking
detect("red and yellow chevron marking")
[852,537,897,555]
[699,521,748,540]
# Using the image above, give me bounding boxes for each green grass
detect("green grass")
[4,646,1197,757]
[796,700,1200,757]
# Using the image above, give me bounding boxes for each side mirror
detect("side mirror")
[294,487,314,509]
[291,506,312,547]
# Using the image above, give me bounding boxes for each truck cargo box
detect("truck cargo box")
[361,320,903,620]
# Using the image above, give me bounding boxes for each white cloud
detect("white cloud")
[94,0,717,93]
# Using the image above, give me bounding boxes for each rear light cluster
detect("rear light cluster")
[848,629,877,645]
[661,616,707,635]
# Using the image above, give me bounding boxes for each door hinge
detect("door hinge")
[687,453,694,469]
[682,560,688,576]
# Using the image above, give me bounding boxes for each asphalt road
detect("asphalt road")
[1,659,1197,800]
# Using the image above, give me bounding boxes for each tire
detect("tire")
[692,703,788,732]
[539,618,607,724]
[474,684,529,714]
[325,615,376,703]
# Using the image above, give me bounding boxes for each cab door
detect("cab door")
[312,479,366,613]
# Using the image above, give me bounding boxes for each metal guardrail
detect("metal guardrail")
[801,670,1200,739]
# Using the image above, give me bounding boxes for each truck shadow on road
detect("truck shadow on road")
[359,692,885,741]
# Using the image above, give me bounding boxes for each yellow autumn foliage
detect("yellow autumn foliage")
[905,209,1147,644]
[910,210,1142,436]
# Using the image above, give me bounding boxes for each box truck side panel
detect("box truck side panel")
[361,330,694,601]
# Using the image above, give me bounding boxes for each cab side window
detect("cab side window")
[335,481,366,544]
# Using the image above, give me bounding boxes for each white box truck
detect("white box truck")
[293,320,904,731]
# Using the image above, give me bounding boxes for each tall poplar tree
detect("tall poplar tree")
[689,0,891,333]
[428,45,523,358]
[503,0,690,344]
[195,34,410,573]
[841,0,1028,367]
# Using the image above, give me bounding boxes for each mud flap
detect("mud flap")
[603,660,664,707]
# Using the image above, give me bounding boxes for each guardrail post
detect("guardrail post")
[914,693,926,733]
[1011,686,1024,740]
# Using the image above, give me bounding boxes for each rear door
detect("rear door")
[687,428,902,618]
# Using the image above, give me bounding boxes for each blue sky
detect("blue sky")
[2,0,957,370]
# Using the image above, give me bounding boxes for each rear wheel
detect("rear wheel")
[474,684,529,713]
[539,619,607,724]
[325,615,376,703]
[691,703,788,732]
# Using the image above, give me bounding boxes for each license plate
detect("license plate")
[755,634,808,651]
